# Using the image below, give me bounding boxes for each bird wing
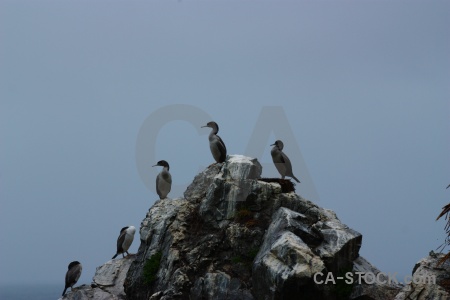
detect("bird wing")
[167,173,172,195]
[281,152,300,182]
[281,152,293,173]
[66,264,81,286]
[74,264,82,282]
[65,269,71,285]
[117,230,126,253]
[278,152,286,164]
[162,171,172,184]
[156,175,162,198]
[216,135,227,162]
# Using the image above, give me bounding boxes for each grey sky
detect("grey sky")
[1,0,449,287]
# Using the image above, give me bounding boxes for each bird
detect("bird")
[112,226,136,259]
[270,140,300,183]
[201,121,227,163]
[152,160,172,200]
[62,261,82,296]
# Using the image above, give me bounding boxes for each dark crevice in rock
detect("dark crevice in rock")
[259,178,296,193]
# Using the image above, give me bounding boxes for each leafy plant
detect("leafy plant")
[143,251,162,285]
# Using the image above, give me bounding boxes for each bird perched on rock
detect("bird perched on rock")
[152,160,172,199]
[201,121,227,163]
[270,140,300,183]
[112,226,136,259]
[62,261,82,296]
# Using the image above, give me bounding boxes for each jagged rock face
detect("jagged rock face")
[124,155,366,300]
[124,198,195,299]
[56,155,448,300]
[190,271,254,300]
[252,201,362,299]
[60,256,135,300]
[350,256,403,300]
[394,252,450,300]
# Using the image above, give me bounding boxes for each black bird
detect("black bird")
[152,160,172,199]
[270,140,300,183]
[62,261,82,296]
[112,226,136,259]
[201,121,227,163]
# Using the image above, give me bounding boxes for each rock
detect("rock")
[124,155,368,299]
[124,198,194,299]
[191,272,254,300]
[58,154,450,299]
[60,284,116,300]
[252,205,362,300]
[59,256,135,300]
[350,256,403,300]
[222,155,262,180]
[184,164,222,203]
[394,251,450,300]
[125,156,267,299]
[198,155,262,228]
[93,257,136,298]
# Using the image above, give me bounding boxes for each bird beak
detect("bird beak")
[201,125,207,128]
[270,143,275,146]
[152,164,157,167]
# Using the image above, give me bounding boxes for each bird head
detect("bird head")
[152,160,170,170]
[201,121,219,132]
[68,261,81,269]
[270,140,284,150]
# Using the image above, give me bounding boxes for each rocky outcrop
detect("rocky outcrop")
[350,256,404,300]
[56,155,450,299]
[251,205,361,300]
[394,252,450,300]
[124,155,372,299]
[60,256,135,300]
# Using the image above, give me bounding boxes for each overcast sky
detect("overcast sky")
[1,0,449,289]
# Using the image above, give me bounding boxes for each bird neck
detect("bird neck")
[209,125,219,135]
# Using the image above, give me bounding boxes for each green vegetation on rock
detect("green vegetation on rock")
[143,251,162,285]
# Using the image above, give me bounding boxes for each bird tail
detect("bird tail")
[112,253,118,259]
[292,175,301,183]
[62,287,67,296]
